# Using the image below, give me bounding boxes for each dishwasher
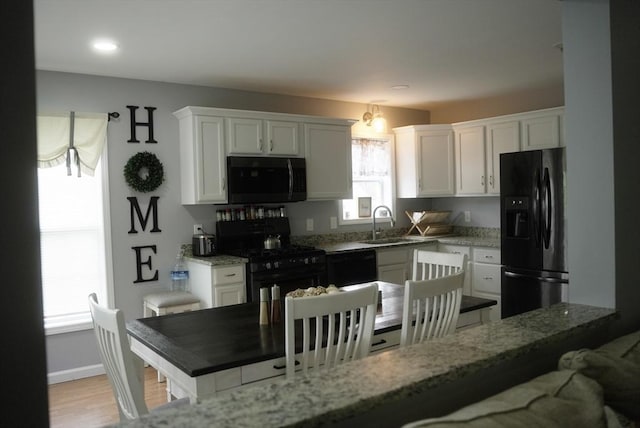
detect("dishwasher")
[326,249,377,287]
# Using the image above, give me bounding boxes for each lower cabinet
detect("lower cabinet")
[376,247,409,284]
[471,247,502,321]
[436,243,502,321]
[186,261,246,308]
[436,243,472,296]
[376,242,439,284]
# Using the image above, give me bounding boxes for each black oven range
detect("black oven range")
[216,217,326,302]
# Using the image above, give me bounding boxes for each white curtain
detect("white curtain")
[37,112,108,176]
[352,138,390,177]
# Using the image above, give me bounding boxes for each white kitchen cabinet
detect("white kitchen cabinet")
[394,124,455,197]
[471,247,502,321]
[519,107,564,150]
[186,261,246,308]
[376,247,409,284]
[174,108,227,204]
[454,125,486,195]
[485,120,520,194]
[226,117,300,156]
[437,243,472,296]
[375,243,439,285]
[304,123,353,200]
[175,106,355,204]
[453,120,519,196]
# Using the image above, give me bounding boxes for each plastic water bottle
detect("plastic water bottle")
[170,248,189,292]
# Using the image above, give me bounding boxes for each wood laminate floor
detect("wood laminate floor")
[48,367,169,428]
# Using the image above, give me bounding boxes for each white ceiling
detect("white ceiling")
[33,0,563,111]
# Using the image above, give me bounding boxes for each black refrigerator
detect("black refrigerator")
[500,148,569,318]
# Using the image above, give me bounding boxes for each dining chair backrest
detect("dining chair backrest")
[400,271,465,347]
[88,293,148,421]
[284,283,379,379]
[412,249,467,282]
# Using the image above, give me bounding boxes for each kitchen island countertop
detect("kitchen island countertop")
[117,302,617,428]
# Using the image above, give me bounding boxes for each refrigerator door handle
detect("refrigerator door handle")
[504,270,568,283]
[532,168,541,248]
[543,167,552,249]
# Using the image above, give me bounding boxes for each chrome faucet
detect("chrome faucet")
[372,205,396,240]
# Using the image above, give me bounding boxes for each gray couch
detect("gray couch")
[403,330,640,428]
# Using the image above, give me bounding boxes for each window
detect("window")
[341,135,395,224]
[38,158,111,333]
[36,112,112,334]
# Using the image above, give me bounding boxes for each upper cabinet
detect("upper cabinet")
[454,124,486,195]
[174,106,354,204]
[451,107,563,196]
[174,110,227,204]
[226,117,300,156]
[485,120,520,194]
[519,107,564,150]
[394,124,455,197]
[304,123,353,200]
[453,120,520,195]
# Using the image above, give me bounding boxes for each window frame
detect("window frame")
[339,131,396,226]
[42,143,114,336]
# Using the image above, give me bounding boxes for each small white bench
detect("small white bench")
[143,291,201,384]
[143,291,201,317]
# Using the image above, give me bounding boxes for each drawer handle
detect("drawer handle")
[225,273,237,277]
[483,277,494,280]
[371,339,387,347]
[484,255,494,259]
[273,360,300,370]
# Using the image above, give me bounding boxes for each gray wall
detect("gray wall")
[562,1,615,308]
[37,71,434,376]
[562,0,640,333]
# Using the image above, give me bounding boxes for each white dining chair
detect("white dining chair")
[88,293,188,421]
[412,249,467,282]
[284,283,378,379]
[400,271,465,347]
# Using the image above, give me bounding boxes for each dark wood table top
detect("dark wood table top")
[126,281,496,377]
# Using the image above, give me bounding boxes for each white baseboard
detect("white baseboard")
[48,363,105,385]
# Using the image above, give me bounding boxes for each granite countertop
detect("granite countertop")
[117,303,617,428]
[184,254,247,267]
[317,234,500,254]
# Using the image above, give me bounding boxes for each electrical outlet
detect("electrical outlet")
[193,224,203,234]
[330,216,338,229]
[464,211,471,223]
[306,218,314,231]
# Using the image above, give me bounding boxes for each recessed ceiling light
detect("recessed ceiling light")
[391,85,410,90]
[92,39,119,53]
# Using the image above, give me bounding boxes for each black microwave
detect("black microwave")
[226,156,307,204]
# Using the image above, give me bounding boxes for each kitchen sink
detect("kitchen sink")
[358,237,413,245]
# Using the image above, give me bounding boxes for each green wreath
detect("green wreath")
[123,151,164,192]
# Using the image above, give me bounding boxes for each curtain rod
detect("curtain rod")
[108,112,120,121]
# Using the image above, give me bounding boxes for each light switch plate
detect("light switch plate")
[306,218,314,231]
[193,224,203,234]
[330,216,338,229]
[464,211,471,223]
